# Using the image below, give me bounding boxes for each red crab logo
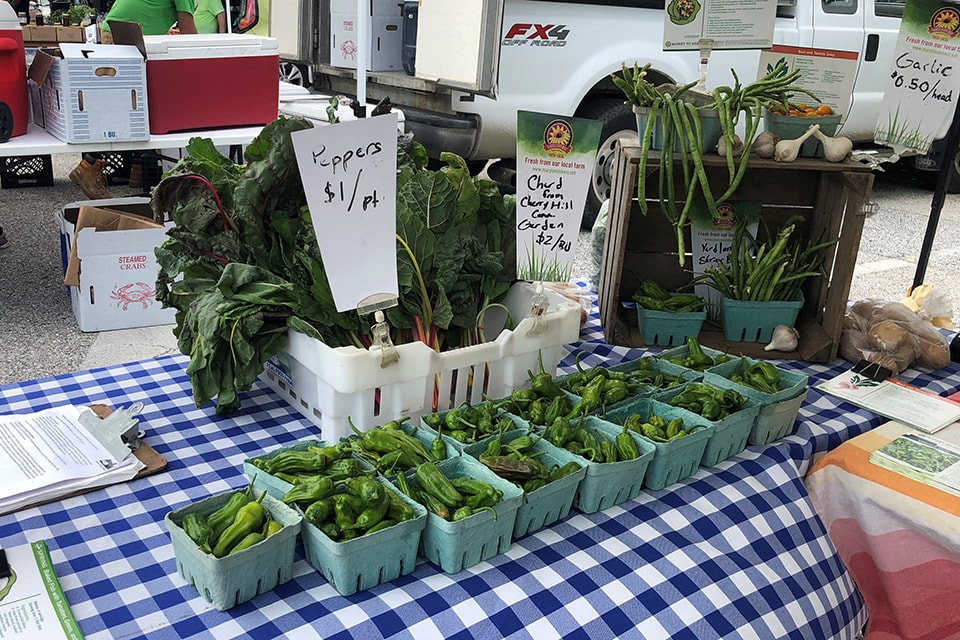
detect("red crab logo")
[111,282,155,310]
[340,40,358,61]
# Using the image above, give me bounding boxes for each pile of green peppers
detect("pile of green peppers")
[560,354,685,405]
[181,481,284,558]
[662,337,731,372]
[250,441,365,486]
[729,357,783,395]
[395,461,505,522]
[422,400,516,445]
[666,382,746,421]
[620,413,696,443]
[477,430,582,492]
[632,279,705,313]
[542,418,641,463]
[344,416,448,475]
[294,475,419,541]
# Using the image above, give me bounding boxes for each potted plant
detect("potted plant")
[691,216,835,343]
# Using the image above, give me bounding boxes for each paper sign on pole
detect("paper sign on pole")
[515,110,601,282]
[690,200,759,319]
[663,0,776,51]
[758,45,859,118]
[291,114,399,312]
[875,0,960,154]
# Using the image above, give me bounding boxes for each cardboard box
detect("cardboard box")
[27,43,149,143]
[28,25,59,42]
[56,26,85,42]
[109,22,279,134]
[329,0,402,16]
[330,14,402,72]
[59,198,176,332]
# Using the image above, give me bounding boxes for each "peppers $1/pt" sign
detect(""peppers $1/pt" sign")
[292,114,399,312]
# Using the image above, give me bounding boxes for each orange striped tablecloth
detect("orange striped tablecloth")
[806,420,960,640]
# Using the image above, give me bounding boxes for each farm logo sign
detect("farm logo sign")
[502,23,570,47]
[515,110,600,282]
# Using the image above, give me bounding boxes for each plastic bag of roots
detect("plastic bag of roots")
[839,299,951,374]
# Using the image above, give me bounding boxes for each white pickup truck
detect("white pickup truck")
[276,0,923,227]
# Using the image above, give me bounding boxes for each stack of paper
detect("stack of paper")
[0,405,145,516]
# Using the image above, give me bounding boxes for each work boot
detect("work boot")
[69,154,111,200]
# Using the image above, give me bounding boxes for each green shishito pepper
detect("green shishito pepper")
[527,349,564,400]
[212,491,267,558]
[281,475,335,506]
[415,462,464,508]
[206,486,252,541]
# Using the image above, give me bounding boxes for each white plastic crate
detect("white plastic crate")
[260,282,581,442]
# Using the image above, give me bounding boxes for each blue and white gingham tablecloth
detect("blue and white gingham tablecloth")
[3,289,959,640]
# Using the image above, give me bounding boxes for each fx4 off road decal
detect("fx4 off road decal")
[502,23,570,47]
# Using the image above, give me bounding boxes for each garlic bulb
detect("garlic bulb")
[717,134,744,157]
[812,127,853,162]
[764,324,800,352]
[750,131,779,159]
[774,124,820,163]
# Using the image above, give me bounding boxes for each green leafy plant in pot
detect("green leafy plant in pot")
[690,216,835,343]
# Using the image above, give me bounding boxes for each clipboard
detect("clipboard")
[8,403,167,515]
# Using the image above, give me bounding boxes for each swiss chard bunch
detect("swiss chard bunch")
[152,116,516,414]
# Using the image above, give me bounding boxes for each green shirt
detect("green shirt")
[103,0,194,35]
[193,0,224,33]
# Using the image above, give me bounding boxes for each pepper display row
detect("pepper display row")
[181,481,284,558]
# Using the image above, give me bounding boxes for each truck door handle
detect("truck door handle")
[865,34,879,61]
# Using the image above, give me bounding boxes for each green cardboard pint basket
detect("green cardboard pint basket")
[415,456,523,573]
[166,491,302,611]
[299,477,427,596]
[635,105,723,153]
[564,415,656,513]
[704,358,810,445]
[763,110,842,158]
[636,305,707,347]
[604,399,713,491]
[464,429,586,538]
[720,294,803,343]
[653,383,760,467]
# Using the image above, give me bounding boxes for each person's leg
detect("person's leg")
[69,153,111,200]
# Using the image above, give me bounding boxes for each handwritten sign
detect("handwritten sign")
[759,45,859,118]
[690,200,759,318]
[876,0,960,154]
[291,114,399,312]
[515,110,601,282]
[663,0,776,50]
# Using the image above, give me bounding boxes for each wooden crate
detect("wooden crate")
[598,139,874,362]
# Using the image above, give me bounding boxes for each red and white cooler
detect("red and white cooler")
[0,1,28,142]
[138,33,280,134]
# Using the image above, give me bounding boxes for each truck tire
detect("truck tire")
[279,61,311,89]
[578,98,637,229]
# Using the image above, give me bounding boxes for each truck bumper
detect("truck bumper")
[401,106,479,160]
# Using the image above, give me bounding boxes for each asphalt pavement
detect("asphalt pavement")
[0,152,957,387]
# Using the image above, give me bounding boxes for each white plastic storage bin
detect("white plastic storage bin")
[260,282,582,442]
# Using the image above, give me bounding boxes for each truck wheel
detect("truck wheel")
[279,61,311,88]
[578,99,637,229]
